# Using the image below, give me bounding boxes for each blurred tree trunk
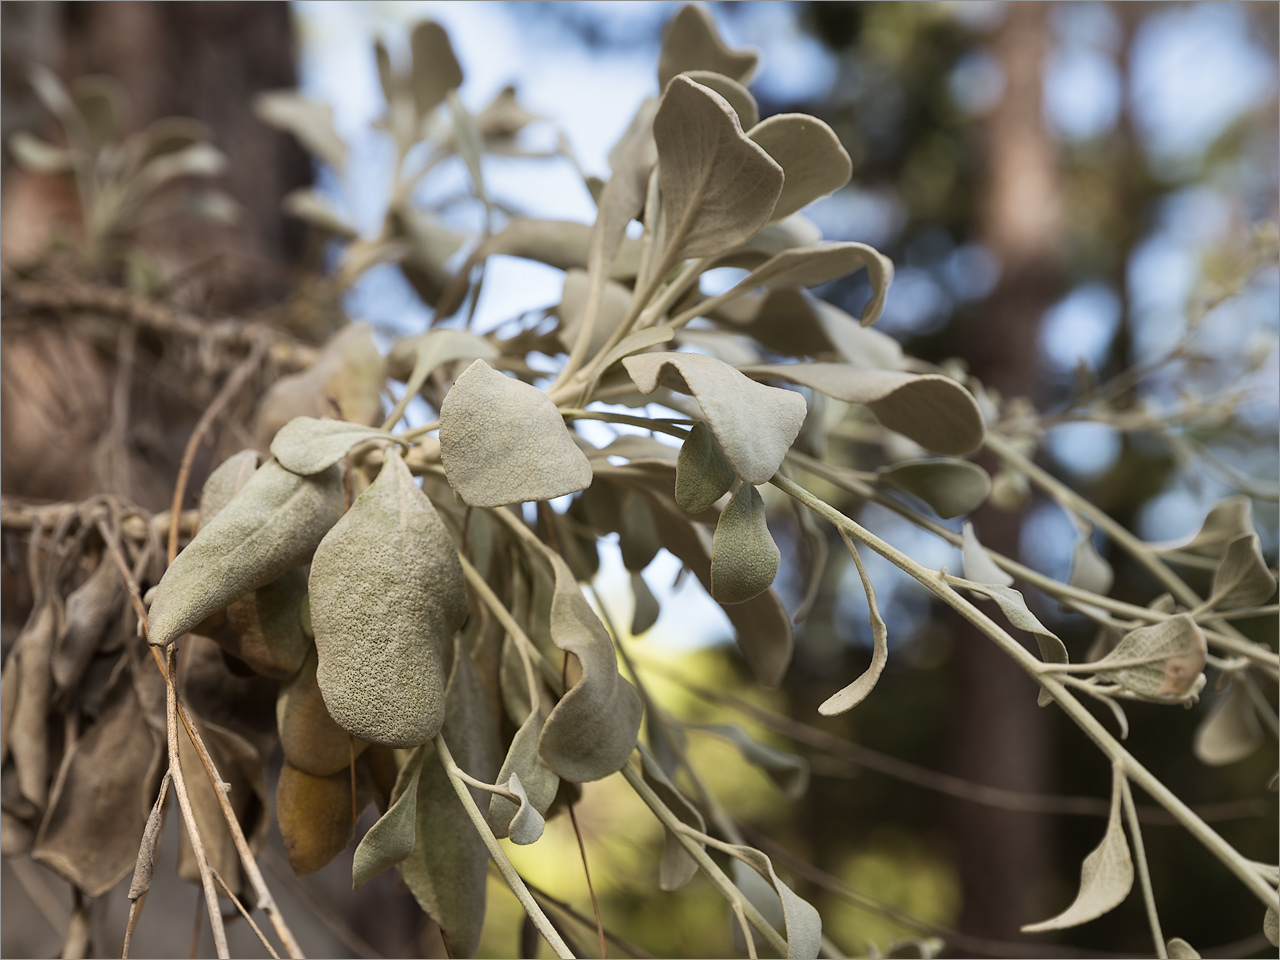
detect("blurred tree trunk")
[946,3,1063,949]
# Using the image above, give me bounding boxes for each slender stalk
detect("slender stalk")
[435,735,575,960]
[770,473,1277,908]
[561,409,693,438]
[1120,777,1167,960]
[212,869,282,960]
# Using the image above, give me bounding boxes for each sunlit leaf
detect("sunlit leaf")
[353,748,424,888]
[147,460,345,647]
[1092,614,1207,701]
[557,269,634,359]
[711,484,780,604]
[676,421,736,513]
[311,450,468,747]
[440,359,594,506]
[1157,496,1254,559]
[537,550,644,781]
[254,90,346,171]
[741,365,985,457]
[1193,680,1263,766]
[818,540,888,715]
[880,459,991,519]
[624,352,806,484]
[658,4,758,89]
[386,328,498,393]
[1023,767,1132,932]
[1208,534,1277,610]
[596,324,676,374]
[271,417,398,476]
[653,76,783,260]
[749,113,852,223]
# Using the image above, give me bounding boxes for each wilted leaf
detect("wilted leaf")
[32,677,161,897]
[271,417,398,476]
[53,552,124,694]
[624,352,806,484]
[702,725,809,799]
[127,773,169,901]
[711,484,780,604]
[254,90,346,171]
[749,113,852,223]
[276,760,358,876]
[488,708,559,841]
[223,567,311,680]
[537,551,644,782]
[440,359,593,507]
[653,76,783,260]
[1209,534,1277,610]
[631,572,661,634]
[353,748,424,888]
[7,603,60,811]
[819,541,888,715]
[961,521,1013,586]
[641,750,705,891]
[658,4,758,89]
[1023,767,1132,932]
[1166,937,1201,959]
[1193,680,1263,766]
[410,21,463,117]
[880,459,991,519]
[1092,615,1207,701]
[278,644,367,776]
[311,450,467,746]
[148,460,344,647]
[724,844,822,959]
[681,70,758,128]
[676,422,735,513]
[742,365,985,457]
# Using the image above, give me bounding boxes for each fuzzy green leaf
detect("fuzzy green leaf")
[880,459,991,519]
[387,328,497,387]
[715,289,905,367]
[353,748,424,889]
[654,76,783,260]
[440,359,593,507]
[625,352,806,484]
[711,485,781,604]
[537,551,644,782]
[1023,768,1132,932]
[147,460,344,647]
[676,422,736,513]
[271,417,398,476]
[658,4,758,89]
[310,450,468,746]
[557,269,634,359]
[681,70,758,128]
[1092,614,1207,701]
[749,113,853,223]
[487,707,559,841]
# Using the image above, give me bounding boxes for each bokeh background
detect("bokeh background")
[2,2,1277,958]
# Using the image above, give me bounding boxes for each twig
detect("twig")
[212,869,282,960]
[1120,777,1167,960]
[523,881,655,959]
[566,802,607,959]
[260,848,383,960]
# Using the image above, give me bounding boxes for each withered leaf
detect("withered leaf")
[278,644,368,777]
[276,760,358,877]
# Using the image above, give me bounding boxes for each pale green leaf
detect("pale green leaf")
[741,365,985,457]
[880,459,991,519]
[271,417,398,476]
[620,493,662,572]
[310,451,468,746]
[640,750,705,892]
[658,3,758,89]
[282,188,357,238]
[749,113,853,223]
[1209,534,1277,610]
[147,460,344,647]
[727,212,823,263]
[961,522,1013,586]
[390,206,468,307]
[440,360,593,506]
[624,352,806,484]
[353,748,424,888]
[537,551,644,782]
[1166,937,1200,959]
[701,725,809,799]
[819,541,887,715]
[711,484,780,604]
[1092,614,1207,701]
[501,772,546,846]
[631,572,661,635]
[676,421,736,513]
[1193,680,1263,766]
[254,90,346,171]
[410,21,463,118]
[681,70,758,128]
[654,76,783,260]
[487,707,559,841]
[1023,768,1132,932]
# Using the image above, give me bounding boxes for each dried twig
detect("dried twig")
[212,868,283,960]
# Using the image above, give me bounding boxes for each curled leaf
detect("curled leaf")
[658,4,758,88]
[624,352,806,484]
[538,552,644,782]
[681,70,758,128]
[724,844,822,959]
[742,365,985,457]
[1069,529,1114,597]
[880,459,991,519]
[1193,680,1263,766]
[487,707,559,841]
[1157,496,1254,559]
[440,360,593,507]
[1092,615,1207,701]
[749,113,853,223]
[961,522,1013,586]
[53,552,124,694]
[353,748,424,889]
[819,541,887,715]
[1023,767,1132,932]
[311,451,467,747]
[271,417,398,477]
[654,76,783,260]
[1209,534,1277,610]
[711,484,780,605]
[500,772,546,845]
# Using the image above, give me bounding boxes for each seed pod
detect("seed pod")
[310,450,467,747]
[148,460,344,648]
[710,484,780,604]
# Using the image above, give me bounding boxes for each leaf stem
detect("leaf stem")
[1120,777,1167,960]
[435,735,575,960]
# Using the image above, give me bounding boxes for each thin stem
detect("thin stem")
[566,802,608,959]
[561,409,693,439]
[212,869,282,960]
[524,880,655,960]
[435,735,575,960]
[1120,777,1167,960]
[770,473,1277,909]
